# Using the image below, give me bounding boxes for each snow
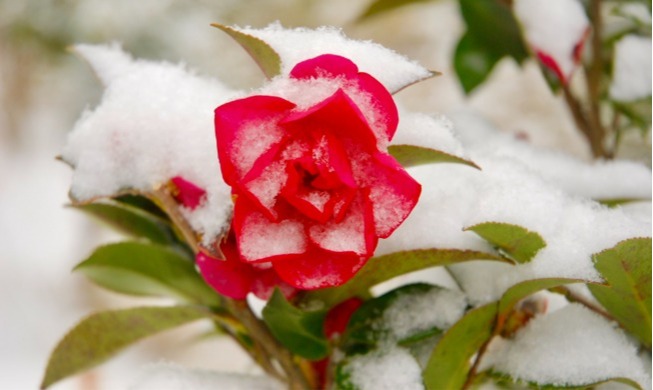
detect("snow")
[239,213,307,261]
[482,304,651,389]
[235,23,433,93]
[344,346,424,390]
[129,362,282,390]
[62,44,236,245]
[391,110,468,160]
[514,0,589,81]
[610,35,652,102]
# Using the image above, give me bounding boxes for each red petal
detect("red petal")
[250,268,297,300]
[233,196,308,262]
[196,251,253,300]
[536,50,567,84]
[356,72,399,141]
[366,153,421,238]
[169,176,206,210]
[324,297,364,337]
[215,95,295,185]
[273,247,368,290]
[290,54,359,80]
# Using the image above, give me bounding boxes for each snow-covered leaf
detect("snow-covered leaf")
[588,237,652,347]
[41,306,212,389]
[465,222,546,264]
[72,201,182,247]
[262,289,328,360]
[74,242,221,306]
[305,249,504,306]
[212,23,281,79]
[388,144,480,169]
[423,303,498,390]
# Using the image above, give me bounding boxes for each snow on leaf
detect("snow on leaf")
[465,222,546,264]
[212,23,282,79]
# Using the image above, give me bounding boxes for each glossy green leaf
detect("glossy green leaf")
[358,0,434,21]
[72,201,180,247]
[465,222,546,264]
[74,242,221,306]
[305,249,504,306]
[455,0,529,93]
[212,23,281,79]
[262,289,328,360]
[588,237,652,347]
[388,144,480,169]
[114,193,170,219]
[41,305,211,389]
[423,303,498,390]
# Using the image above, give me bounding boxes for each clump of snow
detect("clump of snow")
[610,35,652,102]
[382,287,467,340]
[234,23,432,93]
[482,304,651,389]
[129,362,283,390]
[514,0,589,80]
[62,44,236,245]
[344,346,424,390]
[239,213,307,261]
[391,110,469,160]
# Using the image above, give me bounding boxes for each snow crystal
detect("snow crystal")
[129,362,282,390]
[235,23,432,93]
[62,44,237,245]
[483,304,651,389]
[391,111,467,160]
[514,0,589,80]
[239,213,307,261]
[309,202,366,255]
[243,161,287,215]
[232,120,284,177]
[344,346,424,390]
[610,35,652,102]
[382,287,467,340]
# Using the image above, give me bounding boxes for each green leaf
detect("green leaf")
[465,222,546,264]
[72,201,180,247]
[212,23,281,79]
[455,0,529,93]
[588,237,652,347]
[388,144,480,169]
[74,242,221,306]
[305,249,504,306]
[41,305,211,389]
[483,370,643,390]
[358,0,434,21]
[262,289,328,360]
[423,303,498,390]
[596,198,651,208]
[114,194,170,220]
[454,31,503,94]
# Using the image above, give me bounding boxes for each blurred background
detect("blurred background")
[0,0,649,389]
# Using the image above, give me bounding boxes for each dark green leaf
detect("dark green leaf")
[212,23,281,79]
[262,289,328,360]
[72,201,180,247]
[41,305,211,389]
[305,249,504,306]
[358,0,434,21]
[465,222,546,264]
[114,194,169,219]
[454,31,503,94]
[388,144,480,169]
[423,303,498,390]
[74,242,221,306]
[588,237,652,347]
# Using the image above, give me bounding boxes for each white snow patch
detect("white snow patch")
[235,23,432,93]
[514,0,589,80]
[391,110,469,160]
[239,213,307,261]
[483,304,651,389]
[63,44,236,245]
[345,346,424,390]
[610,35,652,102]
[129,362,282,390]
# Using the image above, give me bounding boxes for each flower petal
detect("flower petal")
[355,72,399,142]
[272,247,367,290]
[289,54,359,80]
[233,196,308,262]
[215,95,295,185]
[169,176,206,210]
[196,251,253,300]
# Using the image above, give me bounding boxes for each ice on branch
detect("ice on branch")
[232,23,433,93]
[514,0,589,83]
[62,44,236,244]
[610,35,652,102]
[482,304,651,389]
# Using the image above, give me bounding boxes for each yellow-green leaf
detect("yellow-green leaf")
[588,237,652,347]
[41,305,211,389]
[388,144,480,169]
[212,23,281,79]
[358,0,434,21]
[466,222,546,264]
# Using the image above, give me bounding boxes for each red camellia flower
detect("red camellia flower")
[214,54,420,290]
